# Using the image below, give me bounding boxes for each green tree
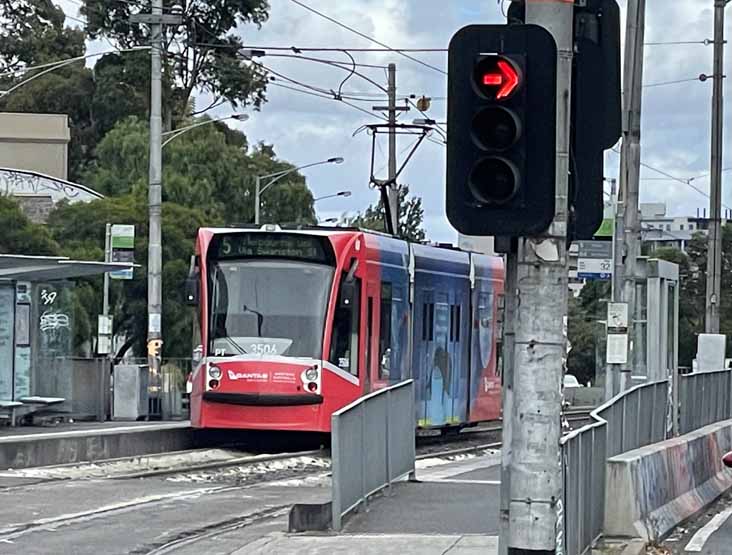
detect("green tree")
[47,194,211,358]
[347,185,426,242]
[84,117,315,225]
[0,196,59,255]
[0,0,98,179]
[567,280,610,385]
[81,0,270,126]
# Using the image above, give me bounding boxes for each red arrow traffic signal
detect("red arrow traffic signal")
[474,56,521,100]
[482,60,520,99]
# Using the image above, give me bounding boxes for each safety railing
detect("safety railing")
[331,379,415,531]
[562,379,669,555]
[679,369,732,435]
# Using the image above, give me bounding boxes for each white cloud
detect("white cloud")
[58,0,730,241]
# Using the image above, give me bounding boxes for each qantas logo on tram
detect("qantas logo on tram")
[227,370,269,381]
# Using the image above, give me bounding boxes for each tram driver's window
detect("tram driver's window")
[330,273,361,376]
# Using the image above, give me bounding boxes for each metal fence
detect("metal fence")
[331,380,415,531]
[35,356,110,421]
[562,379,670,555]
[118,358,191,420]
[679,369,732,435]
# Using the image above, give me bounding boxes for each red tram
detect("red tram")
[187,225,504,433]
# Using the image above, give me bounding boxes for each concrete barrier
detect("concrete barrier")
[604,419,732,541]
[0,422,194,469]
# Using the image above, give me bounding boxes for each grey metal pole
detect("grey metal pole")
[147,0,164,371]
[705,0,726,334]
[255,175,261,225]
[608,179,624,400]
[103,223,111,318]
[499,251,517,555]
[387,63,399,235]
[618,0,646,392]
[508,2,573,552]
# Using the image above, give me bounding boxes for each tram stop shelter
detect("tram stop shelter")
[0,254,134,425]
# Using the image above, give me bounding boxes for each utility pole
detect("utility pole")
[506,2,573,553]
[130,3,181,373]
[387,63,399,235]
[372,63,407,235]
[706,0,729,334]
[617,0,646,393]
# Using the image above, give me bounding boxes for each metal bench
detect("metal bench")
[0,401,24,427]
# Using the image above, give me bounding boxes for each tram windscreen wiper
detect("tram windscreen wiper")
[242,305,264,337]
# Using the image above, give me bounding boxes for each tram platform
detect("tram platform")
[236,450,503,554]
[0,420,193,469]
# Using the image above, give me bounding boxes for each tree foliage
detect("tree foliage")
[80,0,270,125]
[84,116,315,225]
[0,196,59,255]
[0,0,97,178]
[347,185,426,243]
[47,195,211,358]
[567,280,610,385]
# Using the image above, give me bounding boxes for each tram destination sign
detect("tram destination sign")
[212,233,332,264]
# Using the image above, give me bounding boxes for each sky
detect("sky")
[60,0,732,243]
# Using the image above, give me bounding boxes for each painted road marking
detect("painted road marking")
[420,478,500,485]
[685,507,732,552]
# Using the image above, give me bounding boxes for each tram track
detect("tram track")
[0,411,594,553]
[0,408,592,485]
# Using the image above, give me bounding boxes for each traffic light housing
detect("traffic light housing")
[446,24,557,237]
[571,0,621,239]
[506,0,621,240]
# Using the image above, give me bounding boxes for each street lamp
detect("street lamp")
[255,157,344,225]
[313,190,352,202]
[162,114,249,148]
[319,217,339,225]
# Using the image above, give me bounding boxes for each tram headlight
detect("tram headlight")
[208,365,222,379]
[305,367,319,382]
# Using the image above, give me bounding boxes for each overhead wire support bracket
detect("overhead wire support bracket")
[357,123,432,235]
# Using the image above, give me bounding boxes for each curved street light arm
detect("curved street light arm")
[161,115,248,148]
[0,47,151,97]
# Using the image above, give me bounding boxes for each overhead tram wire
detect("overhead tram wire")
[643,77,703,88]
[261,71,389,121]
[236,46,448,53]
[285,1,448,137]
[609,148,732,209]
[268,82,388,121]
[644,40,711,46]
[288,0,447,76]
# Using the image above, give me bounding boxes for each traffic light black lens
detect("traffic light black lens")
[472,107,521,151]
[469,157,519,205]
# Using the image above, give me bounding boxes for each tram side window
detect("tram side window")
[379,282,392,380]
[330,274,361,376]
[422,302,434,341]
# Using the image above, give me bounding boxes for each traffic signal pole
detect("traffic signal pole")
[505,2,573,553]
[617,0,646,392]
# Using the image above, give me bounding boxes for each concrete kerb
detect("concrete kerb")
[0,422,194,469]
[604,419,732,542]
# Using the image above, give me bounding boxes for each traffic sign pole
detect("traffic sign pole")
[505,2,573,554]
